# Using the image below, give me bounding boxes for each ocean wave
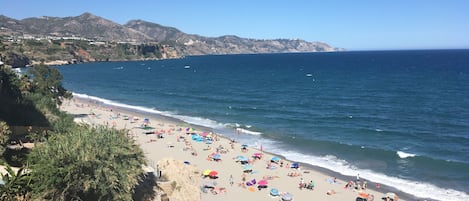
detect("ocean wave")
[397,151,417,158]
[73,93,166,115]
[270,149,469,201]
[73,92,225,130]
[270,148,468,201]
[235,128,263,135]
[170,114,224,130]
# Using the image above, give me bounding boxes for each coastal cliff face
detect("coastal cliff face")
[0,13,343,67]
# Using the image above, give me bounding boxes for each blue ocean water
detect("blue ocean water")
[57,50,469,201]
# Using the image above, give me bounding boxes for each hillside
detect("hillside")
[0,12,343,67]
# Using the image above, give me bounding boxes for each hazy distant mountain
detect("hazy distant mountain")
[0,12,342,57]
[125,19,341,55]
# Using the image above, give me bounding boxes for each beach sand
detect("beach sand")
[61,97,407,201]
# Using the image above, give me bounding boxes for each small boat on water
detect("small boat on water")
[184,65,191,69]
[306,73,313,77]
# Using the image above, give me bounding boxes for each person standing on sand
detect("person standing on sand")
[229,175,234,186]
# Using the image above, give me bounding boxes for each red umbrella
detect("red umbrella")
[209,170,218,177]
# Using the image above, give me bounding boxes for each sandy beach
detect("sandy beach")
[60,97,407,201]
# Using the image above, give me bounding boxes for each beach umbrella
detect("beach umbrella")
[201,132,209,137]
[281,193,293,201]
[291,162,299,169]
[358,192,369,198]
[236,155,248,162]
[202,169,212,176]
[253,152,263,159]
[209,170,218,177]
[241,144,248,147]
[270,188,279,196]
[243,164,252,171]
[204,181,217,188]
[271,156,281,162]
[212,153,221,160]
[258,179,268,186]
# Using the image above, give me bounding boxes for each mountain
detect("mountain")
[0,12,342,65]
[8,13,151,42]
[125,20,340,55]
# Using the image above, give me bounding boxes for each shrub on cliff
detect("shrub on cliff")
[28,125,145,201]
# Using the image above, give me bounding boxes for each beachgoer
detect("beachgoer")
[229,175,234,186]
[357,173,360,181]
[363,180,367,189]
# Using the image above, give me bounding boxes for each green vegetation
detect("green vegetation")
[0,166,32,201]
[29,126,145,200]
[0,37,170,67]
[0,65,148,200]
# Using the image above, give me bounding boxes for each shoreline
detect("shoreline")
[63,96,424,201]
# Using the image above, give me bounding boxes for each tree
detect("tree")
[28,125,145,201]
[0,121,12,157]
[0,165,32,201]
[29,64,71,105]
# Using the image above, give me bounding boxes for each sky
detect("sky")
[1,0,469,50]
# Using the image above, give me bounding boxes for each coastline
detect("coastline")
[61,96,423,201]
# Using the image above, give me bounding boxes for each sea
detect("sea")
[55,50,469,201]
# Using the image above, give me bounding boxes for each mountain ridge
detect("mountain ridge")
[0,12,344,66]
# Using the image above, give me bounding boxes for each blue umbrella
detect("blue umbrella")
[291,162,299,169]
[236,155,248,162]
[270,188,279,196]
[242,144,248,147]
[243,164,252,171]
[212,154,221,160]
[271,156,281,162]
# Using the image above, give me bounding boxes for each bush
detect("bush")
[28,125,145,201]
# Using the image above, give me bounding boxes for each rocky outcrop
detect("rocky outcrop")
[156,158,201,201]
[2,52,30,67]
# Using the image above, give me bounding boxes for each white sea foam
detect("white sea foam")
[170,114,224,130]
[73,92,224,130]
[72,92,468,201]
[73,93,165,115]
[235,128,262,135]
[397,151,416,158]
[267,148,468,201]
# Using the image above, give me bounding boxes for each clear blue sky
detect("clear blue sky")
[1,0,468,50]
